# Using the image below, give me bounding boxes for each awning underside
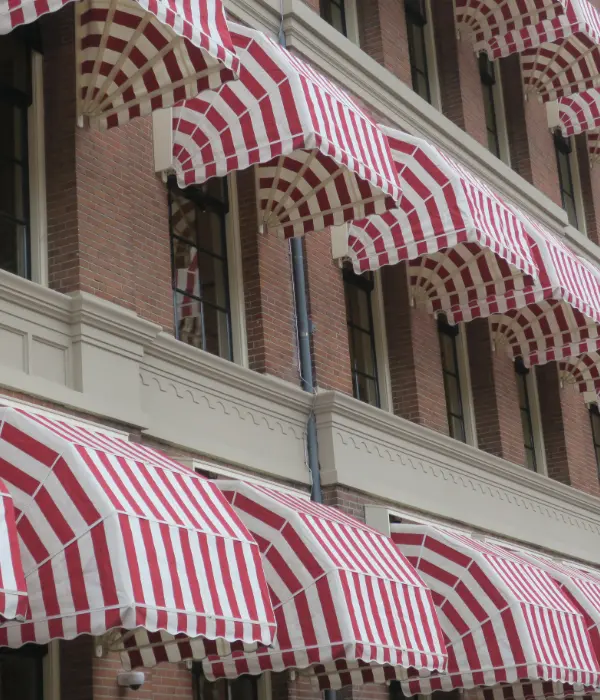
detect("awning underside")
[171,24,400,238]
[2,0,239,128]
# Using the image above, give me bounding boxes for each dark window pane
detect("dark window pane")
[438,319,466,443]
[194,673,258,700]
[555,138,579,229]
[0,33,31,279]
[406,10,431,103]
[345,269,380,408]
[515,364,537,472]
[590,406,600,478]
[170,181,233,362]
[0,647,45,700]
[320,0,347,35]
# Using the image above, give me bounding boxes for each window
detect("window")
[405,0,437,105]
[192,664,268,700]
[320,0,359,42]
[554,131,582,229]
[0,31,33,279]
[438,316,467,442]
[0,646,46,700]
[169,175,246,363]
[0,27,45,284]
[590,404,600,476]
[479,54,509,163]
[344,267,380,407]
[515,358,537,472]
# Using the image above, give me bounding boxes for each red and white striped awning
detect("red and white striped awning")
[558,352,600,394]
[0,407,276,667]
[456,0,600,102]
[344,129,542,321]
[557,90,600,162]
[171,24,401,238]
[392,524,600,697]
[203,481,447,689]
[488,217,600,367]
[1,0,239,128]
[0,479,27,623]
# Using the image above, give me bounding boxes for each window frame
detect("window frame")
[514,359,547,474]
[404,0,441,109]
[554,131,586,233]
[479,54,510,165]
[319,0,359,43]
[168,174,248,367]
[344,267,382,408]
[0,38,46,285]
[437,317,477,446]
[590,403,600,478]
[191,664,271,700]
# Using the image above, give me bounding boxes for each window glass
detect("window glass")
[515,359,537,472]
[169,178,233,361]
[344,268,380,407]
[320,0,347,35]
[479,54,500,158]
[0,646,45,700]
[193,666,258,700]
[0,33,31,279]
[405,0,431,103]
[554,132,579,229]
[438,317,466,442]
[590,404,600,477]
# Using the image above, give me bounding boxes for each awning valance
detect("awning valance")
[1,0,239,128]
[171,24,401,238]
[392,524,600,697]
[456,0,600,102]
[0,478,27,623]
[344,129,541,321]
[203,481,447,689]
[0,407,276,667]
[557,90,600,162]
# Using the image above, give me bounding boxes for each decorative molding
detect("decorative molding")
[314,390,600,565]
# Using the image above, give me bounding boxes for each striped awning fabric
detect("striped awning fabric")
[171,24,401,239]
[1,0,239,128]
[456,0,600,102]
[391,524,600,697]
[203,481,447,689]
[488,217,600,368]
[0,407,276,667]
[344,129,542,320]
[557,90,600,162]
[0,479,27,623]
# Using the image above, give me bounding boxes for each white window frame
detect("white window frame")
[454,323,478,448]
[490,60,511,166]
[526,367,547,476]
[343,0,360,45]
[371,270,393,412]
[225,174,249,368]
[27,51,48,286]
[44,642,60,700]
[423,0,441,111]
[569,139,587,236]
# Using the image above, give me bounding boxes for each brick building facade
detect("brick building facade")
[3,3,600,700]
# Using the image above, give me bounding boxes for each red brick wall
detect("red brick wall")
[43,6,173,330]
[237,169,298,383]
[357,0,411,85]
[304,236,353,394]
[382,264,449,435]
[466,321,526,465]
